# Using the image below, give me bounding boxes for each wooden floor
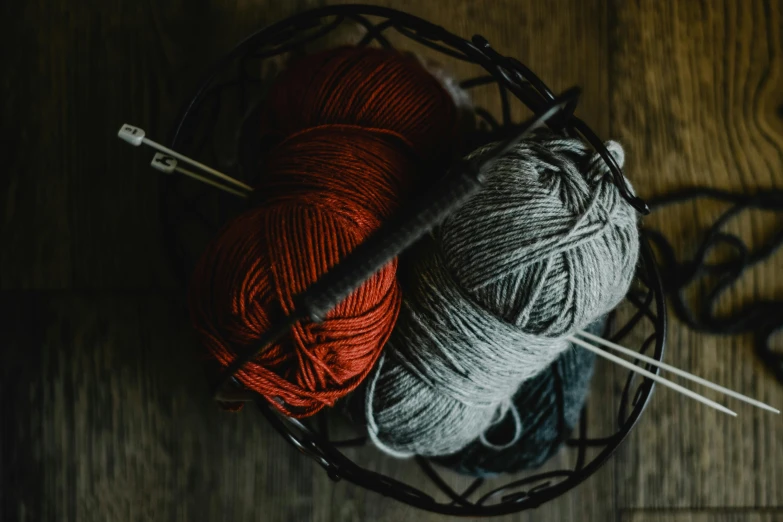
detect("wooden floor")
[2,1,782,520]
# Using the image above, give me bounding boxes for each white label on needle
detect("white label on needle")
[151,152,177,173]
[117,124,145,146]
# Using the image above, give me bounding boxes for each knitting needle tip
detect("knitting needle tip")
[568,335,738,417]
[575,330,780,415]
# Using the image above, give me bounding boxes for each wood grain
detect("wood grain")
[610,0,783,510]
[0,0,322,290]
[2,0,782,520]
[621,510,783,522]
[0,294,317,522]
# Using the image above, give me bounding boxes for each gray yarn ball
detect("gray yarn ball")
[364,133,640,457]
[433,317,602,476]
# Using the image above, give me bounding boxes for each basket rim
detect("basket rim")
[163,4,667,516]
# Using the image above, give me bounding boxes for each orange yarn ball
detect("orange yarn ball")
[189,47,457,417]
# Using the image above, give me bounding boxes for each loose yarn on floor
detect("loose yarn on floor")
[189,47,457,418]
[364,133,640,456]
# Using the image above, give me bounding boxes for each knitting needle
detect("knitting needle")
[567,335,738,416]
[117,124,254,192]
[150,153,249,199]
[575,330,779,414]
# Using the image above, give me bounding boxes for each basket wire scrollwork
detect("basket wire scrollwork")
[163,4,666,517]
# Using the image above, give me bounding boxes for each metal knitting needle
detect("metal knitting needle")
[150,153,249,199]
[117,124,254,192]
[567,335,738,417]
[575,330,779,414]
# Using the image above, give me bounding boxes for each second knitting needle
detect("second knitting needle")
[567,335,738,417]
[151,153,249,198]
[575,329,779,414]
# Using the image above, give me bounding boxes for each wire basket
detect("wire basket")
[161,4,666,517]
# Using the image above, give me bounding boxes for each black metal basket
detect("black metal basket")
[162,4,666,517]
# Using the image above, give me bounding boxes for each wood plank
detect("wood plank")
[621,510,783,522]
[0,0,321,290]
[610,0,783,510]
[0,294,317,522]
